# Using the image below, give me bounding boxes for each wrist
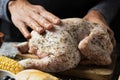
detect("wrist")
[8,0,28,14]
[84,10,108,26]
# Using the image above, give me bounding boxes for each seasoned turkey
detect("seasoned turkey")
[18,18,114,72]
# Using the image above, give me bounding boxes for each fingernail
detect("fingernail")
[25,34,31,39]
[36,27,44,33]
[54,18,61,24]
[45,23,53,29]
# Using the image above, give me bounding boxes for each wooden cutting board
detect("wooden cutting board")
[57,54,117,80]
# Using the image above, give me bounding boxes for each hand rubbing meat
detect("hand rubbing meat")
[17,18,114,72]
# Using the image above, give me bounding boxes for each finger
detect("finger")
[40,10,61,24]
[14,20,31,39]
[31,13,53,29]
[23,17,44,33]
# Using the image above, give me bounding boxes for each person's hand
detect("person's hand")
[8,0,61,39]
[83,10,116,46]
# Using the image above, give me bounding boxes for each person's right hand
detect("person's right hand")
[8,0,61,39]
[83,10,116,46]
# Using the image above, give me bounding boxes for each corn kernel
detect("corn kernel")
[0,56,23,74]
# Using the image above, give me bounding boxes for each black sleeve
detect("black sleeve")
[0,0,10,22]
[90,0,120,24]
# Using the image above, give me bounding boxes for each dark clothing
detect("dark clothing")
[0,0,120,42]
[0,0,10,22]
[91,0,120,24]
[110,10,120,42]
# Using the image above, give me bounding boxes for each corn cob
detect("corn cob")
[0,56,23,74]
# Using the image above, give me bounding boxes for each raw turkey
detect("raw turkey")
[17,18,114,72]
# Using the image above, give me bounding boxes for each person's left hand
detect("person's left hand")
[83,10,116,46]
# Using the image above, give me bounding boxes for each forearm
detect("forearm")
[90,0,120,24]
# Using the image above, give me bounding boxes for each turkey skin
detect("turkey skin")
[17,18,114,72]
